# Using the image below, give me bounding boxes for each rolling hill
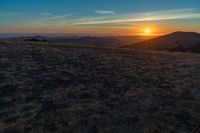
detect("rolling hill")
[1,41,200,132]
[0,35,153,48]
[125,31,200,52]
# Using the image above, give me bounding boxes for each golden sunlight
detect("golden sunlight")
[144,28,152,35]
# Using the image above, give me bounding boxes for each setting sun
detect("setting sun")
[144,28,152,35]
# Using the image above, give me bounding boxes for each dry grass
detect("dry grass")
[1,42,200,133]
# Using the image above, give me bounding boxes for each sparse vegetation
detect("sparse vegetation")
[24,38,48,42]
[1,42,200,133]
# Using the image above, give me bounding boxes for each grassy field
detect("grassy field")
[1,42,200,133]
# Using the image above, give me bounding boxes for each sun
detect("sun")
[144,28,152,35]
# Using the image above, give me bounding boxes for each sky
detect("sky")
[0,0,200,36]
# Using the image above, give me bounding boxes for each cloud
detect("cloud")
[19,13,75,29]
[71,8,200,25]
[22,8,200,30]
[0,11,72,20]
[2,8,200,34]
[44,14,73,20]
[94,10,115,15]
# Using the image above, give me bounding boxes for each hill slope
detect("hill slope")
[1,42,200,132]
[0,35,153,48]
[125,32,200,52]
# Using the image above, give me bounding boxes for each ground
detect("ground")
[1,42,200,133]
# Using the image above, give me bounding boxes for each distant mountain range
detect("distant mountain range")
[2,32,200,53]
[16,35,153,48]
[125,32,200,52]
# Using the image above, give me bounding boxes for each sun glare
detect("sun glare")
[144,28,152,35]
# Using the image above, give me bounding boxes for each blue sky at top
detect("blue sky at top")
[0,0,200,35]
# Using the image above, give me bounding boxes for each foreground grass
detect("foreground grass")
[1,43,200,133]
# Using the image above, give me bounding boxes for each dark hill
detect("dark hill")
[125,31,200,52]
